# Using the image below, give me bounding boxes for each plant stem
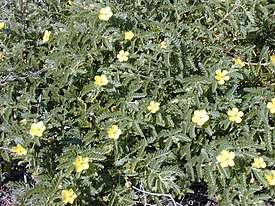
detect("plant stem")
[132,185,178,206]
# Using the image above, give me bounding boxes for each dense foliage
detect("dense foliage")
[0,0,275,205]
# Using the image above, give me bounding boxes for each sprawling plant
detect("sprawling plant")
[0,0,274,205]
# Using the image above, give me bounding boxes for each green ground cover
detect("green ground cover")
[0,0,275,205]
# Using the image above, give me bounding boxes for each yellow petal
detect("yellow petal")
[220,161,228,168]
[270,55,275,64]
[267,102,273,109]
[218,79,225,85]
[215,70,222,76]
[0,22,5,30]
[228,160,235,166]
[228,152,235,159]
[221,70,228,76]
[237,111,244,117]
[235,117,242,123]
[232,108,239,114]
[224,76,230,81]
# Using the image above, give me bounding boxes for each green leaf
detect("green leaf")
[34,136,41,146]
[133,121,145,137]
[2,151,10,162]
[156,113,165,126]
[253,170,268,188]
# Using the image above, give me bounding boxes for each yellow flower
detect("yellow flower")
[0,53,4,61]
[29,121,46,137]
[20,119,27,126]
[94,74,108,86]
[191,110,209,126]
[73,156,89,172]
[117,50,129,62]
[270,55,275,64]
[252,157,266,169]
[160,41,168,49]
[125,181,132,189]
[124,31,134,40]
[11,144,27,156]
[99,7,113,21]
[108,125,122,140]
[216,150,235,168]
[43,30,51,43]
[267,98,275,114]
[103,196,109,202]
[264,170,275,186]
[125,162,136,173]
[61,189,77,204]
[233,58,245,67]
[0,21,4,30]
[65,0,73,7]
[227,108,244,123]
[215,69,230,85]
[147,101,160,113]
